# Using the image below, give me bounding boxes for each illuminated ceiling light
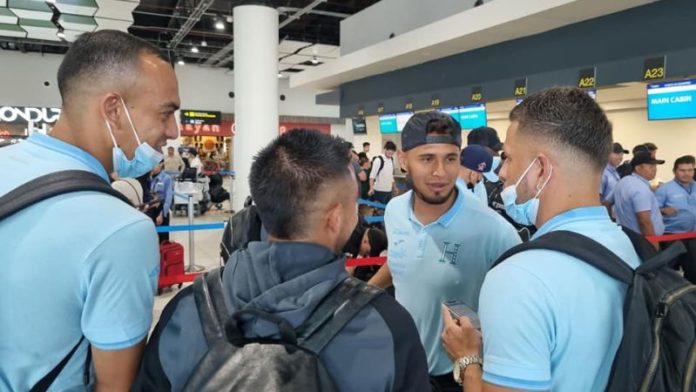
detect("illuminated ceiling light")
[226,15,233,23]
[191,46,199,53]
[277,72,283,78]
[215,20,225,30]
[46,0,56,4]
[177,59,185,66]
[311,56,319,65]
[201,40,207,47]
[56,30,66,39]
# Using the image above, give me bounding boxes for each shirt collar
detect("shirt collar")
[28,133,109,181]
[533,206,610,239]
[408,183,466,228]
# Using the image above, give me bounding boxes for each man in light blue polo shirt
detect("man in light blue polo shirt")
[0,30,180,391]
[441,87,641,391]
[369,111,520,391]
[613,151,666,237]
[655,155,696,283]
[601,142,628,205]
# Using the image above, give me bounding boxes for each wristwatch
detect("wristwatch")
[453,354,483,385]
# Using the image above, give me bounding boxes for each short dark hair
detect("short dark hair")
[249,129,352,239]
[57,30,166,106]
[509,87,611,171]
[384,141,397,151]
[363,142,370,147]
[674,155,696,171]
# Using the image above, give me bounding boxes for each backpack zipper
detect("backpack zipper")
[640,285,696,392]
[683,339,696,392]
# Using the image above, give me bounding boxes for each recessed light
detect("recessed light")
[191,46,199,53]
[277,72,283,78]
[215,20,225,30]
[311,56,319,65]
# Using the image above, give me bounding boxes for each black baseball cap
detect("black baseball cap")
[612,143,629,154]
[401,111,462,152]
[467,126,503,152]
[631,151,665,167]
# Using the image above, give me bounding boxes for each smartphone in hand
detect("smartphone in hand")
[443,299,481,330]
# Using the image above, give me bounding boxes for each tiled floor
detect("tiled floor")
[151,200,232,329]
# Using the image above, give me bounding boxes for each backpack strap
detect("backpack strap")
[297,277,382,354]
[29,337,84,392]
[193,268,229,345]
[372,156,385,177]
[492,230,634,284]
[0,170,131,221]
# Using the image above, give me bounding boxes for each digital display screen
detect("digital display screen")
[379,111,413,133]
[458,104,487,129]
[647,79,696,121]
[395,111,413,131]
[352,118,367,134]
[438,106,461,124]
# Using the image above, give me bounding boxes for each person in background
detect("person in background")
[164,146,184,175]
[613,151,665,242]
[346,227,389,283]
[349,146,367,188]
[358,155,371,200]
[458,144,493,204]
[362,141,371,156]
[368,141,397,205]
[467,126,504,183]
[0,29,179,391]
[441,87,641,392]
[150,160,174,243]
[133,129,430,391]
[188,149,203,175]
[655,155,696,283]
[601,142,629,210]
[368,111,520,391]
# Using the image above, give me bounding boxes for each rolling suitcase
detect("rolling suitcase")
[159,241,185,294]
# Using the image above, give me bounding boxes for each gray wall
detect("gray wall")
[339,0,696,117]
[340,0,480,55]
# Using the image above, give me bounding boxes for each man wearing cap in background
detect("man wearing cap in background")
[458,144,493,204]
[655,155,696,283]
[466,127,504,200]
[368,111,520,391]
[601,142,628,208]
[613,151,666,242]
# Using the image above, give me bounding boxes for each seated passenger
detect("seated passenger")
[441,87,641,390]
[133,129,430,391]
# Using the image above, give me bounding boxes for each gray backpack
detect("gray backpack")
[183,268,381,391]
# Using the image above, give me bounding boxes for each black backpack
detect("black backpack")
[493,229,696,392]
[0,170,132,392]
[220,196,263,263]
[371,155,386,177]
[483,176,535,242]
[182,268,381,391]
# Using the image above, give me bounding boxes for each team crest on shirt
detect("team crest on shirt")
[439,241,462,265]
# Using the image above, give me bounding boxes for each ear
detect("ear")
[398,150,408,173]
[101,93,122,128]
[535,154,553,187]
[323,202,343,239]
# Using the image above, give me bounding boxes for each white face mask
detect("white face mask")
[104,97,164,178]
[500,158,553,227]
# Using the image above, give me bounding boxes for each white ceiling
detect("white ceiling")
[278,39,340,75]
[290,0,657,90]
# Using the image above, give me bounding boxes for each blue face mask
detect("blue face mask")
[105,97,164,178]
[500,158,553,227]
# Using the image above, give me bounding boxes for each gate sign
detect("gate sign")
[180,110,221,125]
[0,106,61,146]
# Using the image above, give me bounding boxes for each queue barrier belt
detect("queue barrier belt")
[646,232,696,243]
[358,199,386,210]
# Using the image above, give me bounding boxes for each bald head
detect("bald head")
[57,30,167,110]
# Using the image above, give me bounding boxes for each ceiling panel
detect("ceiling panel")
[55,0,98,17]
[8,0,52,20]
[0,7,18,24]
[94,0,136,21]
[0,22,25,37]
[59,13,97,31]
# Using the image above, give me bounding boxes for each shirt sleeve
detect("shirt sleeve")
[479,258,555,391]
[600,173,608,199]
[80,218,159,350]
[162,175,173,217]
[655,186,667,207]
[631,187,654,213]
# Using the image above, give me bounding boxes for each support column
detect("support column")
[233,3,278,212]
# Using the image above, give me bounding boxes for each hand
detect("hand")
[441,306,482,361]
[368,188,375,197]
[156,214,164,225]
[662,207,677,216]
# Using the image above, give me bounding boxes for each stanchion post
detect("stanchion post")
[185,194,205,272]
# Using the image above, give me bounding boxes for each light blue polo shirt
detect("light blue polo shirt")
[479,206,640,391]
[655,179,696,233]
[0,134,159,391]
[613,173,665,235]
[600,164,620,203]
[385,182,520,375]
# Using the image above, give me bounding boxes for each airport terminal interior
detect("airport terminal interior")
[3,0,696,390]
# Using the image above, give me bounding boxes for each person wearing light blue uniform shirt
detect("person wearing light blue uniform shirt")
[441,87,641,391]
[368,112,520,391]
[0,30,181,391]
[458,144,493,205]
[613,152,666,237]
[601,142,628,205]
[150,160,174,242]
[467,127,505,204]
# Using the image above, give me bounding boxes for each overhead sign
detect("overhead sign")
[647,79,696,121]
[514,79,527,97]
[431,95,441,108]
[643,56,666,81]
[357,106,365,117]
[180,110,221,125]
[377,103,385,114]
[405,98,414,111]
[578,67,596,88]
[471,86,483,102]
